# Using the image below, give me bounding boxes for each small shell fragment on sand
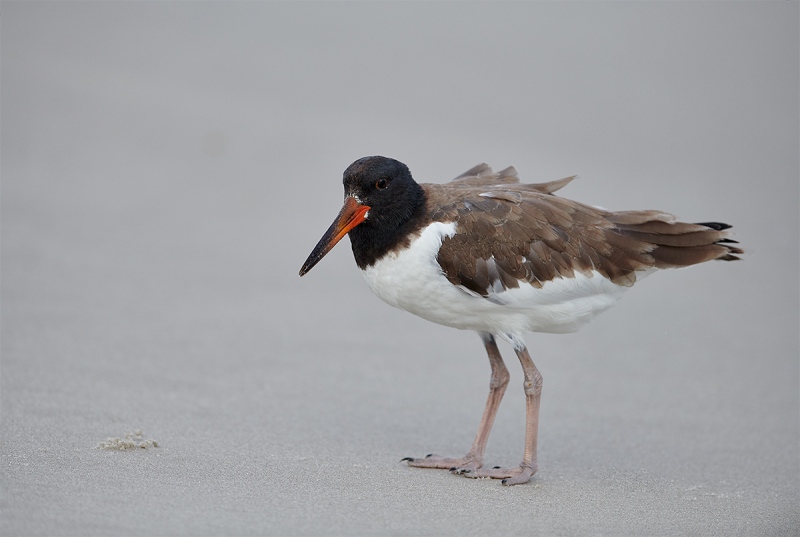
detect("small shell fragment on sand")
[96,430,159,451]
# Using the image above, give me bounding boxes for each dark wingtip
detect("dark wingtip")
[695,221,745,260]
[695,221,732,231]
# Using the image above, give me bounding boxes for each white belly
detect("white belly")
[360,222,637,336]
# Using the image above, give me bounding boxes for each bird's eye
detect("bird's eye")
[376,178,389,190]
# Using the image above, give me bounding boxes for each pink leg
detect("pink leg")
[463,338,542,485]
[403,333,510,471]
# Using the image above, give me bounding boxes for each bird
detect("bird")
[299,156,742,486]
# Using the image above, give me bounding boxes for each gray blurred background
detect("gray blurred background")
[2,2,798,536]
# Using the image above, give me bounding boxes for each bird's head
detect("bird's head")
[299,156,424,276]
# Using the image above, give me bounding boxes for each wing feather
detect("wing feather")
[423,167,740,303]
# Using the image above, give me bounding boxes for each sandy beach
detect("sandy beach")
[2,3,798,535]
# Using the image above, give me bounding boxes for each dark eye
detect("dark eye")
[375,178,389,190]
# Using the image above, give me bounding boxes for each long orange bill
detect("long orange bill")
[299,197,370,276]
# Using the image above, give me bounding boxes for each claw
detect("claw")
[400,457,413,462]
[425,454,434,458]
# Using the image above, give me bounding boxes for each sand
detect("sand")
[2,3,798,536]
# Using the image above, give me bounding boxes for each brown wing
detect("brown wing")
[425,182,741,298]
[448,163,575,194]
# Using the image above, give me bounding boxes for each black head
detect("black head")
[299,156,427,275]
[342,156,424,230]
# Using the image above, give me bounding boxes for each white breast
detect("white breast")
[360,222,641,336]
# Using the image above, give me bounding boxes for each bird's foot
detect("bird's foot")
[401,453,482,471]
[457,462,537,485]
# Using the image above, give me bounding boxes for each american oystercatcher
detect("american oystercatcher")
[299,156,742,486]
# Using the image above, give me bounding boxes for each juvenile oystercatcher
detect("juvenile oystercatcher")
[299,156,742,486]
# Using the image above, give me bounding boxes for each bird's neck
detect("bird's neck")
[349,183,428,269]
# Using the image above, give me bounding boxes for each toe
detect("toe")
[500,465,536,486]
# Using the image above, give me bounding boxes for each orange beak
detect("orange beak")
[299,197,371,276]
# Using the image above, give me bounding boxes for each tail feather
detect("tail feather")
[649,243,740,267]
[613,217,743,268]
